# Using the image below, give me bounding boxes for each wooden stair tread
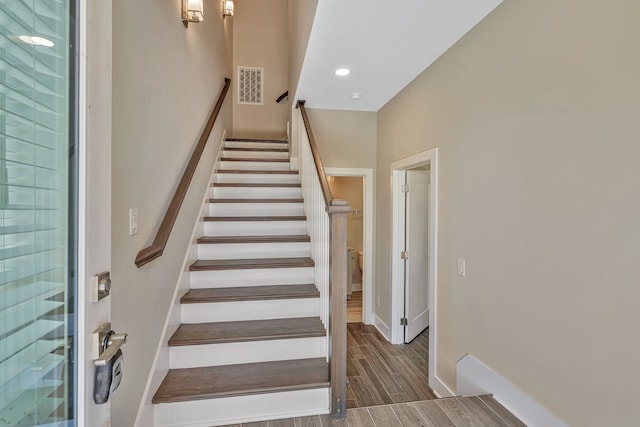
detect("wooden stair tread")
[190,257,314,271]
[224,147,289,152]
[169,317,325,346]
[216,170,298,174]
[197,235,310,244]
[225,138,288,143]
[220,157,289,162]
[204,215,306,221]
[209,198,303,203]
[152,358,329,404]
[212,183,301,187]
[181,284,319,303]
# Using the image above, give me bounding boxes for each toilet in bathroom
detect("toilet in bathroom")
[358,250,364,274]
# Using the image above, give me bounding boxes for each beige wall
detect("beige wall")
[328,177,364,252]
[111,0,230,425]
[232,0,289,138]
[376,1,640,426]
[306,108,377,169]
[287,0,318,158]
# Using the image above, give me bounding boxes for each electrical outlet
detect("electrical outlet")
[129,208,138,236]
[457,258,466,277]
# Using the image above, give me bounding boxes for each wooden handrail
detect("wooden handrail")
[297,100,334,206]
[276,91,288,103]
[297,99,349,418]
[135,78,231,268]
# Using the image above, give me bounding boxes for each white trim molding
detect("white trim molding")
[372,314,390,339]
[389,148,449,397]
[457,354,568,427]
[324,167,374,325]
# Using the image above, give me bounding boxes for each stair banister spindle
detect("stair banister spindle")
[297,100,349,418]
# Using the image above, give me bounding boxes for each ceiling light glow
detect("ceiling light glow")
[334,68,351,76]
[19,35,55,47]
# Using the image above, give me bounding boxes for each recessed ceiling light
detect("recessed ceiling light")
[334,68,351,76]
[351,92,361,100]
[19,35,55,47]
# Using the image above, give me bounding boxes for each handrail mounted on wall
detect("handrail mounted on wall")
[135,78,231,268]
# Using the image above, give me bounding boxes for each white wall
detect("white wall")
[110,0,230,425]
[376,1,640,426]
[232,0,289,138]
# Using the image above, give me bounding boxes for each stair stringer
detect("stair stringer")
[133,131,228,427]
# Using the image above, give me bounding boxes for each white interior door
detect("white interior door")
[404,170,430,343]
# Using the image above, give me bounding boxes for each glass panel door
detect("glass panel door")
[0,0,76,425]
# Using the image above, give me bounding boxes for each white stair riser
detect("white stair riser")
[204,221,307,236]
[169,337,326,369]
[213,173,299,184]
[222,150,288,160]
[190,266,315,288]
[154,388,329,427]
[210,186,302,199]
[219,161,289,171]
[181,298,320,323]
[225,141,288,150]
[208,203,304,217]
[197,242,310,260]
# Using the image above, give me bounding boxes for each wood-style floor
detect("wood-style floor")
[219,394,526,426]
[347,291,363,323]
[346,323,436,408]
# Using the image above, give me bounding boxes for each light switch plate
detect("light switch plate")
[457,258,466,277]
[129,208,138,236]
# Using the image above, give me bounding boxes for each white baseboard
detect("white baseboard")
[457,354,568,427]
[373,314,391,340]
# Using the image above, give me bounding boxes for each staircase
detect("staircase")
[152,138,331,427]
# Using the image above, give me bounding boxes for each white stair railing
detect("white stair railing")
[296,101,350,418]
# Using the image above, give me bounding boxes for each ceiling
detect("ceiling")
[295,0,503,112]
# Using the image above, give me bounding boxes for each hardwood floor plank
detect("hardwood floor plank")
[244,422,269,427]
[392,373,425,401]
[352,359,394,404]
[210,198,304,203]
[412,401,456,427]
[205,215,306,221]
[153,358,328,403]
[190,257,314,271]
[181,284,319,304]
[268,418,295,427]
[348,375,384,407]
[458,397,509,427]
[345,408,375,427]
[391,403,430,426]
[367,405,402,426]
[435,398,485,426]
[197,235,310,244]
[389,392,411,403]
[477,395,527,427]
[169,317,325,346]
[354,356,403,395]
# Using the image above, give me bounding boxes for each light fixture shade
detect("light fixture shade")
[223,0,234,17]
[183,0,204,26]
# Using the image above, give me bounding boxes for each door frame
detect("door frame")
[390,148,450,397]
[324,167,374,325]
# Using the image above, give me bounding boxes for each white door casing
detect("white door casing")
[324,168,374,325]
[404,170,430,343]
[390,148,452,398]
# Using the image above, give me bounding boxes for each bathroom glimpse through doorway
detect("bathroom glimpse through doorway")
[325,168,374,325]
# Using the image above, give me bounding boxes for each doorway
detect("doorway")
[324,168,373,325]
[390,148,447,397]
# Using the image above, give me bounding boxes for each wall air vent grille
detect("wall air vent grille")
[238,66,263,105]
